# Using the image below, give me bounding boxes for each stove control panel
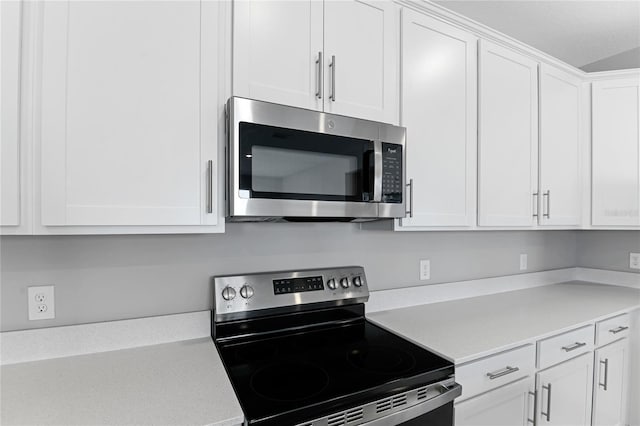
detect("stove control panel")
[213,266,369,321]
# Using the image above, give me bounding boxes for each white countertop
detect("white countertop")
[368,281,640,364]
[0,337,243,426]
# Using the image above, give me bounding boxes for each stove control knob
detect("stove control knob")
[327,279,337,290]
[221,286,236,301]
[353,276,363,287]
[240,285,254,299]
[340,278,350,288]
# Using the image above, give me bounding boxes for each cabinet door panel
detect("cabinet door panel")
[455,377,534,426]
[539,65,582,226]
[1,0,22,227]
[536,353,593,426]
[593,339,629,426]
[40,1,217,227]
[399,9,476,228]
[592,78,640,226]
[233,0,323,111]
[478,40,538,226]
[324,0,399,124]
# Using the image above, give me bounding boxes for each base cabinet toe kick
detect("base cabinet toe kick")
[453,312,633,426]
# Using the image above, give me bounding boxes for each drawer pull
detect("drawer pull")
[561,342,586,352]
[609,326,629,334]
[486,366,520,380]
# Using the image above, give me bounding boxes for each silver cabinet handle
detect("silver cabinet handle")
[527,391,536,424]
[543,190,551,218]
[533,192,539,218]
[486,366,520,380]
[315,51,322,99]
[561,341,587,352]
[207,160,213,214]
[405,178,413,218]
[609,326,629,334]
[542,383,552,422]
[599,358,609,391]
[329,55,336,101]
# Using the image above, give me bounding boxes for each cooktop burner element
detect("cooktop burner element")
[212,266,460,426]
[347,345,416,375]
[250,362,329,402]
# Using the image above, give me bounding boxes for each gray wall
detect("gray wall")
[0,224,577,331]
[576,230,640,272]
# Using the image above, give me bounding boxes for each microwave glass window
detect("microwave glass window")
[239,122,375,202]
[251,146,358,196]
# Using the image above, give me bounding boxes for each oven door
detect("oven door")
[364,383,461,426]
[228,97,381,219]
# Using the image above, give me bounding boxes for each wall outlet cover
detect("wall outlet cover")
[630,253,640,270]
[520,254,528,271]
[28,285,55,320]
[420,259,431,280]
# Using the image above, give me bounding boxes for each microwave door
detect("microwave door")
[233,121,378,219]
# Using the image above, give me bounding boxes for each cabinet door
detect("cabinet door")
[478,40,538,226]
[593,339,629,426]
[399,9,477,228]
[592,78,640,226]
[233,0,323,111]
[536,353,593,426]
[539,64,582,226]
[324,0,399,124]
[1,0,22,228]
[39,1,219,227]
[455,377,534,426]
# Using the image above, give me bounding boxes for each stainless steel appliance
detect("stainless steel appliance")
[226,97,406,221]
[212,266,462,426]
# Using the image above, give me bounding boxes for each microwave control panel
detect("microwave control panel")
[381,143,403,203]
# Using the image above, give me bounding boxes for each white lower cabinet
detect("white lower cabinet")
[536,353,594,426]
[455,377,535,426]
[592,339,629,426]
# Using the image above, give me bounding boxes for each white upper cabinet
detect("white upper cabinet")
[399,9,476,228]
[323,0,399,124]
[592,78,640,227]
[539,64,582,226]
[478,40,538,227]
[233,0,399,124]
[1,0,25,232]
[38,1,222,232]
[233,0,323,111]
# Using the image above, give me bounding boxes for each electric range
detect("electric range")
[212,266,461,426]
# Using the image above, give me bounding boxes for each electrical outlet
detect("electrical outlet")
[630,253,640,270]
[520,254,528,271]
[28,286,55,320]
[420,259,431,280]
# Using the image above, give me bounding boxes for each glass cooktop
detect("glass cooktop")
[216,319,453,426]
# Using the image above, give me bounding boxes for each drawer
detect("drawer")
[536,324,594,369]
[456,344,535,401]
[596,313,630,347]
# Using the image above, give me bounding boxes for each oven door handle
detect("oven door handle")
[364,382,462,426]
[373,141,383,202]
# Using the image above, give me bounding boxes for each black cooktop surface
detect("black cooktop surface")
[216,318,453,426]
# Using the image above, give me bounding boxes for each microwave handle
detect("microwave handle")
[373,141,383,202]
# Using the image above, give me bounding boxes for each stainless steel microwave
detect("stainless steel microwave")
[226,97,406,221]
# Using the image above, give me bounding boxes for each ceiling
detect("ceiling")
[432,0,640,70]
